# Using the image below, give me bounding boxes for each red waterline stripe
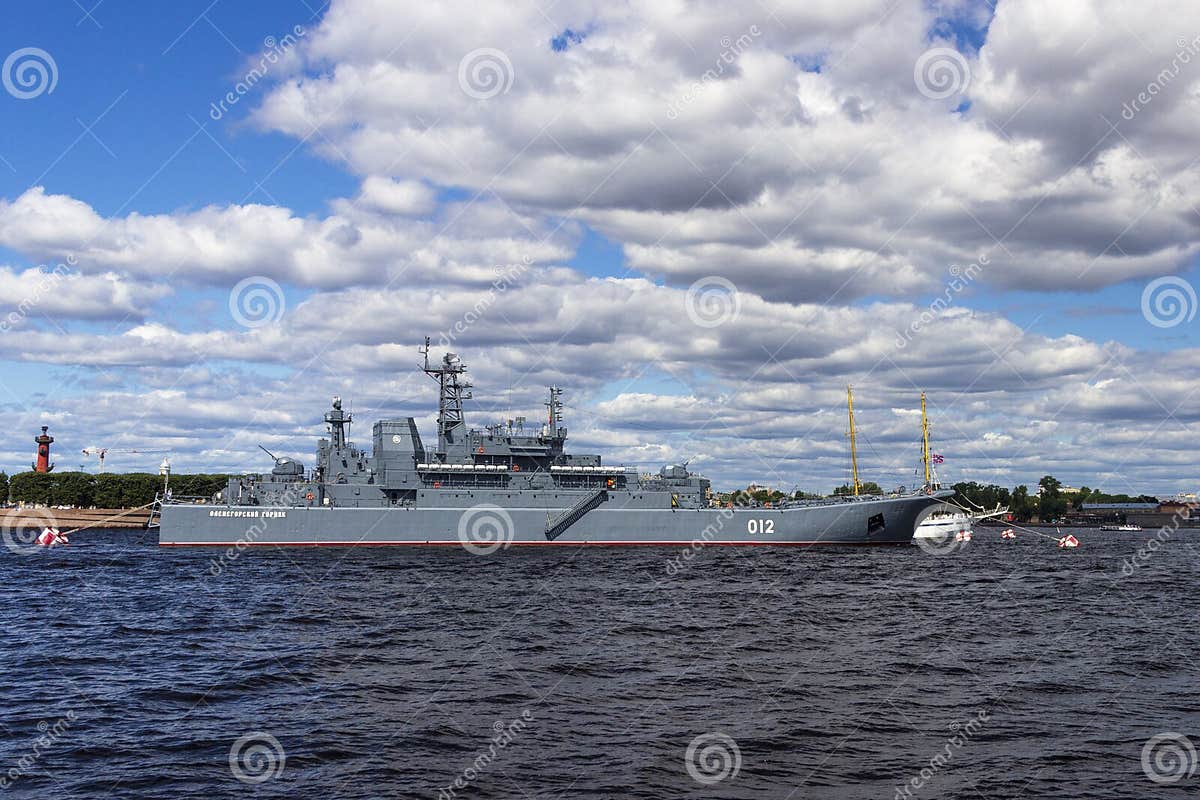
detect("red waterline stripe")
[159,540,911,547]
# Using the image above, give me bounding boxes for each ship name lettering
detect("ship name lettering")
[207,510,288,518]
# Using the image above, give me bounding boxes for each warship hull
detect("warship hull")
[158,492,947,547]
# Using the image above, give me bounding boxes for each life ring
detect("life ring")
[477,446,484,454]
[305,492,315,501]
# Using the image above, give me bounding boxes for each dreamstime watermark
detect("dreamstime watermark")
[3,47,58,100]
[0,710,76,789]
[229,276,286,328]
[685,276,741,328]
[1,255,77,334]
[1141,732,1196,785]
[437,257,531,348]
[457,504,516,554]
[665,25,762,119]
[1141,276,1196,328]
[1121,35,1200,121]
[438,710,534,799]
[209,27,305,120]
[208,488,302,576]
[684,732,742,786]
[666,507,735,574]
[458,48,514,100]
[913,523,970,556]
[2,507,59,556]
[914,47,971,100]
[895,254,989,350]
[894,708,990,799]
[229,731,286,785]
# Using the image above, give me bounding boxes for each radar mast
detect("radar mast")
[544,386,565,439]
[325,395,351,451]
[421,337,472,451]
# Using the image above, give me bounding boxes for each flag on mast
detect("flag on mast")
[931,453,945,464]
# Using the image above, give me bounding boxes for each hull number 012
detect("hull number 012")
[747,519,775,534]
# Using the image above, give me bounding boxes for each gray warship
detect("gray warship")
[159,341,950,547]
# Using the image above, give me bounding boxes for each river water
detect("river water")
[2,527,1197,798]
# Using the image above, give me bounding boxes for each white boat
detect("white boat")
[914,507,973,540]
[1099,524,1142,531]
[910,398,1009,543]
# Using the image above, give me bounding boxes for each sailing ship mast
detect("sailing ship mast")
[847,385,860,497]
[921,391,931,488]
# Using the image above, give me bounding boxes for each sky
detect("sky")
[0,0,1198,495]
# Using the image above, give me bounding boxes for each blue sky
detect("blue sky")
[0,1,1197,493]
[1,2,348,217]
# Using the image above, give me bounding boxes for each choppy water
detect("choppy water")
[2,528,1198,799]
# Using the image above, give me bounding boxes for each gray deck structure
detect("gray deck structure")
[159,342,949,547]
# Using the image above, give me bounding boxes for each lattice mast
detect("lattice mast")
[422,337,472,451]
[544,386,565,439]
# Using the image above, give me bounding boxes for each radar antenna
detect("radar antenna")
[544,386,565,440]
[422,336,473,451]
[325,395,352,451]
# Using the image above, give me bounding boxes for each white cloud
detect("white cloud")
[356,176,437,215]
[245,0,1200,301]
[1,0,1197,494]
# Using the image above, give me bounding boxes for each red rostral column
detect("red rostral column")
[34,426,54,473]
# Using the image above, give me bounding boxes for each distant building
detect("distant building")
[1077,501,1200,529]
[1079,503,1158,511]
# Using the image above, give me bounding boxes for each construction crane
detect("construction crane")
[81,447,169,473]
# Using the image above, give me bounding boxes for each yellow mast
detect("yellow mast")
[921,391,931,487]
[847,385,860,497]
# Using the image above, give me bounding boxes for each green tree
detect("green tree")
[0,471,8,503]
[832,481,882,496]
[952,481,1012,510]
[1038,475,1062,497]
[51,472,95,507]
[9,472,52,505]
[1010,485,1034,522]
[1037,476,1067,522]
[92,474,124,508]
[117,474,160,507]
